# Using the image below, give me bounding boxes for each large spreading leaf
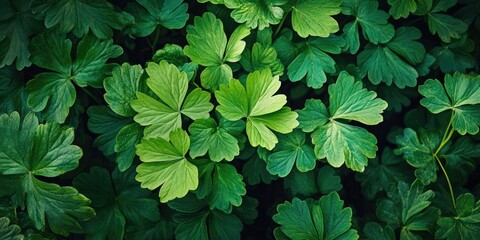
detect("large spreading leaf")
[0,0,42,70]
[377,180,439,238]
[0,112,94,235]
[73,167,160,240]
[131,60,213,139]
[135,128,199,203]
[223,0,287,30]
[184,13,250,90]
[358,27,425,88]
[419,72,480,135]
[297,72,387,172]
[26,31,122,123]
[273,192,359,239]
[215,68,298,150]
[126,0,189,37]
[436,193,480,239]
[290,0,342,38]
[195,160,247,213]
[30,0,133,39]
[266,130,316,177]
[287,35,345,89]
[341,0,395,54]
[189,117,245,162]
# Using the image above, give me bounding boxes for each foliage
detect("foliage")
[0,0,479,239]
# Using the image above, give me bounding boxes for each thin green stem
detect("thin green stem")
[434,155,456,210]
[151,27,161,53]
[273,11,289,39]
[432,111,456,210]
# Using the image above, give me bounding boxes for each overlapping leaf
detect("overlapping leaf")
[290,0,342,38]
[215,68,298,150]
[419,72,480,135]
[135,129,198,203]
[184,13,250,90]
[131,60,213,139]
[0,112,94,235]
[223,0,287,30]
[297,71,387,171]
[26,31,122,123]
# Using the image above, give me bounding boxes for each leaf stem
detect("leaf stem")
[434,155,456,210]
[433,112,456,210]
[273,11,289,39]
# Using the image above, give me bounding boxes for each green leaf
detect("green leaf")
[0,112,93,235]
[104,63,144,117]
[297,72,387,171]
[394,128,440,185]
[273,192,358,240]
[420,0,468,43]
[0,217,23,240]
[169,194,245,240]
[27,31,122,123]
[115,123,143,171]
[430,36,476,74]
[195,160,246,213]
[73,167,160,240]
[436,193,480,239]
[215,69,298,150]
[363,222,395,240]
[419,72,480,135]
[316,166,343,194]
[242,151,278,185]
[358,27,425,88]
[189,117,245,162]
[356,147,411,199]
[0,66,30,117]
[266,130,316,177]
[126,0,189,37]
[287,35,345,89]
[388,0,417,19]
[224,0,287,30]
[184,13,250,90]
[135,128,199,203]
[0,0,42,70]
[290,0,342,38]
[341,0,395,54]
[30,0,133,39]
[240,42,284,76]
[131,61,213,139]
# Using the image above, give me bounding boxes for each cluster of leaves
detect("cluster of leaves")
[1,0,480,239]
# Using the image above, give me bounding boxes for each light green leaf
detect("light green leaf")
[30,0,133,39]
[224,0,287,30]
[419,72,480,135]
[287,35,345,89]
[189,117,245,162]
[184,13,250,90]
[131,61,213,139]
[290,0,342,38]
[127,0,189,37]
[240,42,284,76]
[297,72,387,171]
[215,69,298,150]
[266,130,316,177]
[135,129,198,202]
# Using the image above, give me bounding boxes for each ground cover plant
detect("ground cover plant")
[0,0,479,239]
